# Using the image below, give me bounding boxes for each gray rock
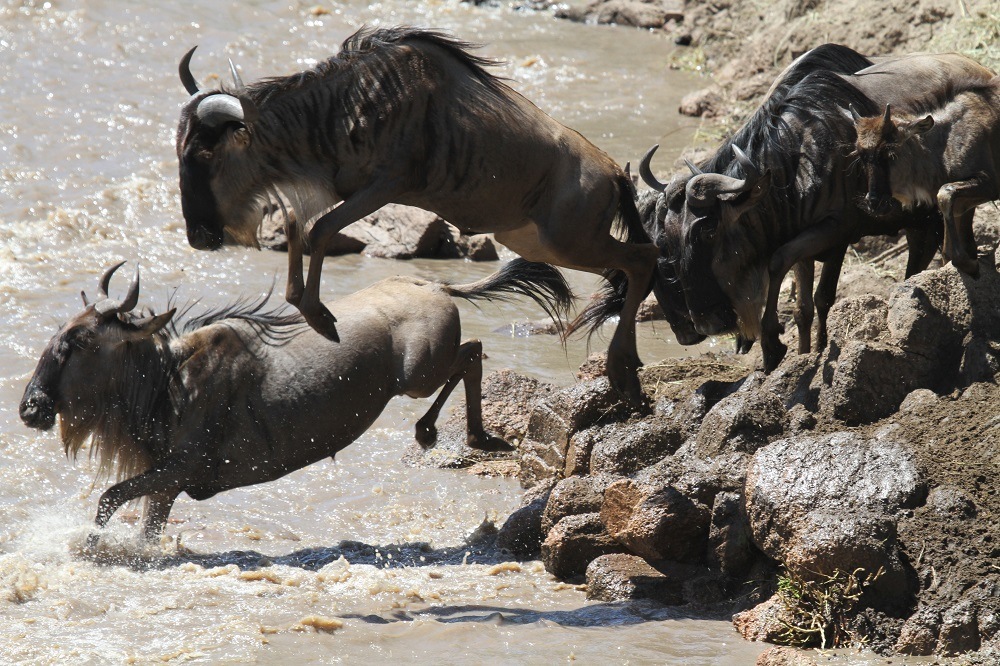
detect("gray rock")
[585,553,705,605]
[496,482,555,557]
[707,491,755,577]
[938,600,981,656]
[895,606,941,656]
[541,512,624,579]
[694,388,787,456]
[924,484,977,519]
[541,475,618,535]
[745,433,926,607]
[589,415,684,476]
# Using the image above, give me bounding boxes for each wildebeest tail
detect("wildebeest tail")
[444,258,575,330]
[565,174,655,340]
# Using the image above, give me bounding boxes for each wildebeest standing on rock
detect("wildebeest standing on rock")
[850,73,1000,278]
[175,26,657,406]
[18,259,572,542]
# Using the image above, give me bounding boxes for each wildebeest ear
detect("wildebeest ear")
[906,115,935,137]
[128,309,176,339]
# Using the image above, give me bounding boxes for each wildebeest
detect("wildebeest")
[175,26,657,405]
[849,73,1000,277]
[637,44,878,362]
[642,47,979,371]
[19,259,571,542]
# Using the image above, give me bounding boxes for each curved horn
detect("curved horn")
[118,265,140,313]
[882,103,892,123]
[229,58,245,90]
[731,145,760,181]
[638,144,667,192]
[684,159,703,176]
[97,260,127,300]
[93,261,139,317]
[848,104,862,123]
[196,94,246,127]
[179,46,200,95]
[686,173,749,205]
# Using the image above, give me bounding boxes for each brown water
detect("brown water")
[1,1,771,663]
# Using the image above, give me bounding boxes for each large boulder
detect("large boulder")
[745,433,927,608]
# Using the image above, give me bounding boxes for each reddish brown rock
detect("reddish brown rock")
[600,479,710,563]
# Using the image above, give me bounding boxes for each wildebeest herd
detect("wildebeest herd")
[19,26,1000,544]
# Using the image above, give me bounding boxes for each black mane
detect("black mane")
[703,44,875,175]
[246,25,511,105]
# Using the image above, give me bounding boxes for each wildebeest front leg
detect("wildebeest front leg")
[792,261,815,354]
[88,465,186,547]
[937,175,997,278]
[285,212,305,307]
[762,222,847,372]
[903,208,944,278]
[814,247,845,351]
[299,190,396,340]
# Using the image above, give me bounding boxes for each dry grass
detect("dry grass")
[929,2,1000,72]
[774,567,884,649]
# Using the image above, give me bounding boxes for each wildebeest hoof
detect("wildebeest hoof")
[762,341,788,373]
[467,433,515,452]
[303,305,340,342]
[953,255,981,279]
[415,422,437,448]
[84,531,101,553]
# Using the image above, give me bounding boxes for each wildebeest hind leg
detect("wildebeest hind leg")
[143,492,178,542]
[937,177,996,278]
[415,340,498,450]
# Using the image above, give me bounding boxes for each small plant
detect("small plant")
[774,566,884,648]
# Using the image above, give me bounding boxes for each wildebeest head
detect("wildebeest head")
[19,262,175,436]
[635,170,706,346]
[642,144,767,338]
[849,103,934,217]
[176,47,263,250]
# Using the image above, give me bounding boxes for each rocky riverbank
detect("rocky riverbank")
[409,205,1000,662]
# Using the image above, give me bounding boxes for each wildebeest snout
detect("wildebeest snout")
[19,390,56,431]
[186,225,224,251]
[691,308,737,336]
[862,191,899,217]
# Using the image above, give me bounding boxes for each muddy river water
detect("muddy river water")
[1,1,787,663]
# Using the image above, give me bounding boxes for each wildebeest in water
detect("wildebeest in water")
[175,26,657,406]
[18,260,571,542]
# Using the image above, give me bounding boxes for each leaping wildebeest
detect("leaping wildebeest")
[849,72,1000,277]
[175,26,657,406]
[18,259,571,542]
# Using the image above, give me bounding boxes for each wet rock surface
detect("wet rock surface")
[476,232,1000,660]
